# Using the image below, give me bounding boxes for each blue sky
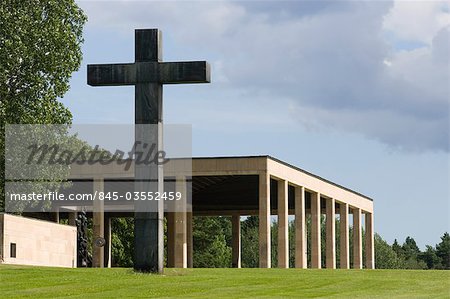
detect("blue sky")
[65,0,449,248]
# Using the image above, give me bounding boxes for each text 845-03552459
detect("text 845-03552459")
[98,191,182,201]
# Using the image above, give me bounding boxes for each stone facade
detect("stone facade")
[0,213,77,268]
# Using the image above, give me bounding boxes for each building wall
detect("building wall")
[0,213,77,268]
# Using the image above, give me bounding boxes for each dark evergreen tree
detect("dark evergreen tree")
[241,216,259,268]
[193,216,232,268]
[402,236,421,259]
[392,239,403,258]
[419,245,442,269]
[436,232,450,270]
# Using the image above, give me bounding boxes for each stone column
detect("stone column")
[53,209,60,224]
[326,197,336,269]
[104,215,112,268]
[340,202,349,269]
[187,211,193,268]
[0,214,3,261]
[295,186,307,268]
[311,192,321,269]
[277,180,289,268]
[174,176,187,268]
[92,177,104,268]
[353,207,362,269]
[232,213,241,268]
[365,212,375,269]
[166,212,175,267]
[68,212,77,226]
[259,172,271,268]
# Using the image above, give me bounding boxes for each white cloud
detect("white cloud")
[388,27,449,107]
[383,0,450,44]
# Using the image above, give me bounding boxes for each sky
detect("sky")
[64,0,450,249]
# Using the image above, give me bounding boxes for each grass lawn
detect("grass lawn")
[0,265,449,298]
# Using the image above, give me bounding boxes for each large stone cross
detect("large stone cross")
[87,29,210,273]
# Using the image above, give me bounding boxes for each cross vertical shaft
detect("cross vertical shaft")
[134,29,163,273]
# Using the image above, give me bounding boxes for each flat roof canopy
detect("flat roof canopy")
[66,156,373,216]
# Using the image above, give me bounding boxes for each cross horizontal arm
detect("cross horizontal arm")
[160,61,210,84]
[88,63,137,86]
[87,61,210,86]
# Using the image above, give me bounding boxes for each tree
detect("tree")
[402,236,421,260]
[400,236,426,269]
[419,245,442,269]
[193,216,232,267]
[271,220,278,267]
[436,232,450,269]
[385,237,428,269]
[374,233,401,269]
[241,216,259,268]
[111,218,134,267]
[0,0,87,211]
[392,239,403,258]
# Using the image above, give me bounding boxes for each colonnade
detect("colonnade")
[67,172,374,269]
[258,173,374,269]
